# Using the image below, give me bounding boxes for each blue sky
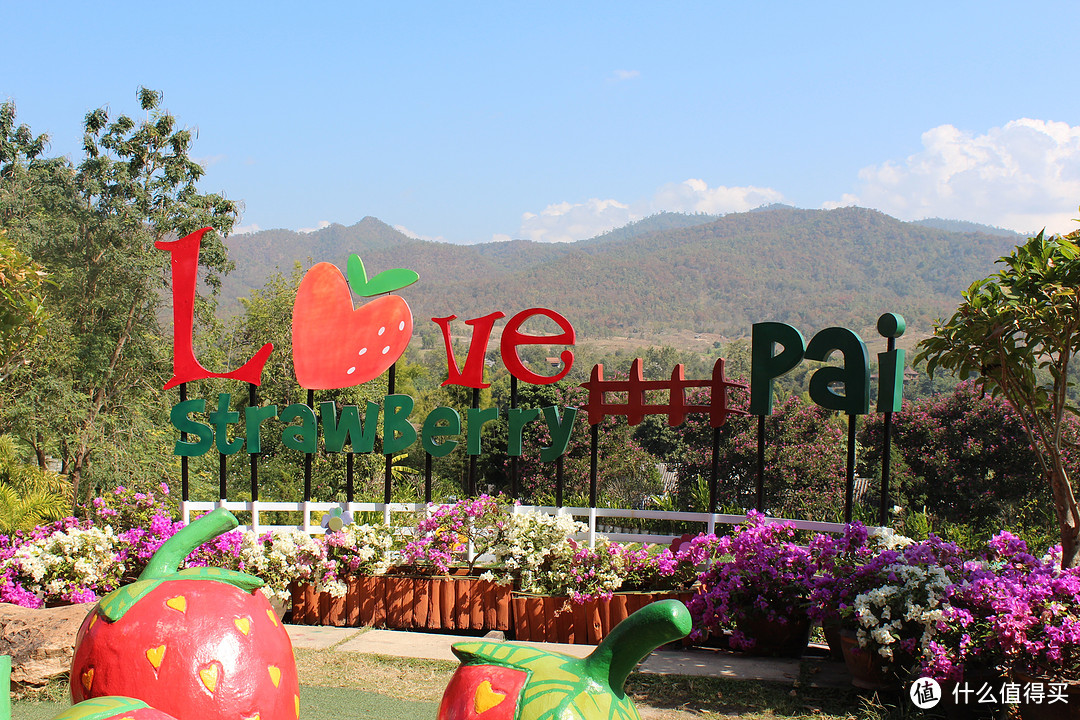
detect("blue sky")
[5,2,1080,243]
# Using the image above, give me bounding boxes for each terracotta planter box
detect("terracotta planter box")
[511,591,694,645]
[290,575,511,632]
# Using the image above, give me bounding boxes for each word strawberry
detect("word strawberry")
[71,509,299,720]
[292,254,416,389]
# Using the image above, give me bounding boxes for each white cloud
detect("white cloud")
[520,198,635,243]
[394,224,446,243]
[232,223,261,235]
[652,179,784,215]
[830,119,1080,234]
[298,220,331,234]
[611,69,640,81]
[516,180,785,243]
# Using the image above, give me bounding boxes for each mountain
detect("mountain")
[219,207,1020,343]
[912,218,1025,238]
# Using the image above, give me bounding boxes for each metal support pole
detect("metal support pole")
[756,415,766,511]
[249,383,259,502]
[304,389,314,502]
[845,414,857,523]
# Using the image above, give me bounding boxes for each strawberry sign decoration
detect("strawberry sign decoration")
[437,599,692,720]
[292,254,418,389]
[70,508,300,720]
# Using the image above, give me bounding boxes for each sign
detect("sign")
[159,229,904,464]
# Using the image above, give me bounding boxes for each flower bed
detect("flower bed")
[5,485,1080,687]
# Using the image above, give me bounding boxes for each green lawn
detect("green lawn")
[12,685,437,720]
[11,649,881,720]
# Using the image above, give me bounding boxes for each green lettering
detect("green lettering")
[467,407,499,456]
[383,394,417,455]
[244,404,278,454]
[750,322,805,416]
[320,401,374,453]
[540,405,577,462]
[507,407,542,457]
[170,398,213,457]
[805,327,870,415]
[208,393,244,455]
[280,403,318,453]
[421,406,461,457]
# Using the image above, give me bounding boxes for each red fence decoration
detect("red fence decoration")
[581,358,747,428]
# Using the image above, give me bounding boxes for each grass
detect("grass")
[11,647,903,720]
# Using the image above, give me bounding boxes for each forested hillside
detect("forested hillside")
[221,207,1021,340]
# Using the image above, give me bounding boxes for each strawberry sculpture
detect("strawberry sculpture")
[437,599,692,720]
[292,254,418,389]
[70,508,299,720]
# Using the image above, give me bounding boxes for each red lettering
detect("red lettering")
[156,229,273,390]
[500,308,575,385]
[432,312,505,388]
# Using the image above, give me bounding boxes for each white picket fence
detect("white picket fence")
[180,499,849,547]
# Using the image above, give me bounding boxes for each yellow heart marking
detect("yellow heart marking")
[89,614,98,630]
[267,608,279,626]
[234,617,251,635]
[81,668,94,693]
[166,596,187,613]
[146,645,166,669]
[474,680,507,714]
[199,664,219,694]
[268,665,281,687]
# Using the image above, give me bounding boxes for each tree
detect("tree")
[915,226,1080,568]
[675,392,847,520]
[0,89,239,504]
[858,382,1076,536]
[0,230,47,379]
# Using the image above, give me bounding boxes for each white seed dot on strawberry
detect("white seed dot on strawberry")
[359,348,367,356]
[378,326,386,336]
[398,321,405,331]
[382,346,390,354]
[347,367,356,375]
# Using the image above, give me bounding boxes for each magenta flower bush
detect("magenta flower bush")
[686,511,818,651]
[920,531,1080,683]
[400,495,509,573]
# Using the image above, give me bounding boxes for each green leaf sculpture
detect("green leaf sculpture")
[346,254,419,297]
[436,599,692,720]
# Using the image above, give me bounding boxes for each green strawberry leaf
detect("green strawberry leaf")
[347,254,419,297]
[98,567,264,623]
[97,509,264,623]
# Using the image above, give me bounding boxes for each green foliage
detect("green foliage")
[915,223,1080,566]
[0,230,48,378]
[0,434,69,532]
[859,382,1078,533]
[0,89,239,505]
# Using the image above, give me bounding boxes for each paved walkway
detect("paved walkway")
[284,624,852,689]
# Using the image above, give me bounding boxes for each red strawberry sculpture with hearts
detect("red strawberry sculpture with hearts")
[70,508,299,720]
[292,254,418,389]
